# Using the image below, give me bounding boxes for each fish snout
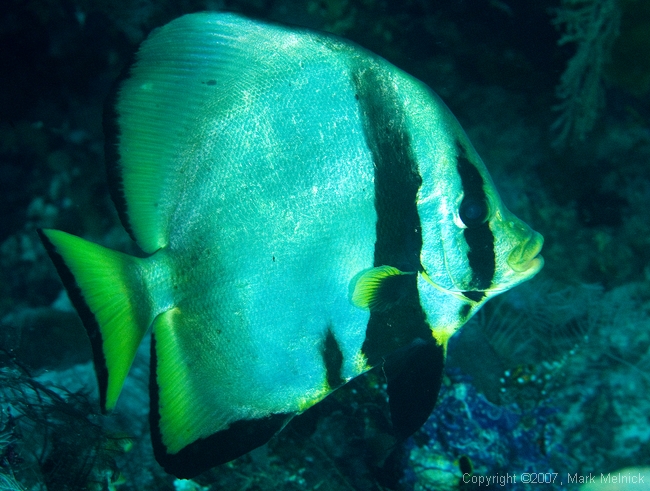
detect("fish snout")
[507,228,544,275]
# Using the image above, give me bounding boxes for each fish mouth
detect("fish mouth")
[421,230,544,300]
[513,254,544,275]
[507,231,544,275]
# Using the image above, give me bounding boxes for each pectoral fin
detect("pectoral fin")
[350,266,414,312]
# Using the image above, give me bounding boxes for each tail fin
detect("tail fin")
[39,229,151,412]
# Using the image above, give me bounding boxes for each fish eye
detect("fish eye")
[459,197,489,227]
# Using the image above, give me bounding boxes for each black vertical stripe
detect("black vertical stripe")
[352,71,422,272]
[456,145,496,290]
[352,66,430,366]
[323,326,344,389]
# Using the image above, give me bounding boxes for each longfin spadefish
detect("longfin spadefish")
[38,229,150,412]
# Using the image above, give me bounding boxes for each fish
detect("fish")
[38,12,544,478]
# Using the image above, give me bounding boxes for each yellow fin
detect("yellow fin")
[350,265,414,311]
[151,307,200,455]
[38,229,150,412]
[149,307,293,478]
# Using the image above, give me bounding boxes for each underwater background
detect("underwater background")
[1,0,649,489]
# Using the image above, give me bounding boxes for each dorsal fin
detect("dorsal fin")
[105,13,330,253]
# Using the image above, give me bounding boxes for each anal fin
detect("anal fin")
[384,338,445,441]
[149,308,292,478]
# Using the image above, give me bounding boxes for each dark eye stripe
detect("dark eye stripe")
[456,144,496,291]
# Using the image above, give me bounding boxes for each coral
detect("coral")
[428,279,650,488]
[551,0,621,146]
[407,371,563,491]
[542,282,650,473]
[478,280,600,367]
[0,357,131,491]
[605,0,650,96]
[0,473,26,491]
[173,478,211,491]
[410,277,650,490]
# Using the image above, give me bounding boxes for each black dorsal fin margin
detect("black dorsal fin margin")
[103,58,137,244]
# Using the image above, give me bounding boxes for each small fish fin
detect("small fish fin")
[350,265,413,311]
[384,338,445,441]
[150,308,291,478]
[38,229,150,412]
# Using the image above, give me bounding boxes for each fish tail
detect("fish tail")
[38,229,151,413]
